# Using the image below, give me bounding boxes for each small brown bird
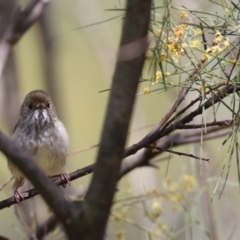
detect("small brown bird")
[8,90,69,202]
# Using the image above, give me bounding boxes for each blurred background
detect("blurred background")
[0,0,239,239]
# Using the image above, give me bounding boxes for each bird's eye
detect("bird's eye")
[28,104,33,110]
[47,103,50,108]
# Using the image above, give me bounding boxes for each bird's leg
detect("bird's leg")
[13,179,24,205]
[60,173,70,188]
[50,173,70,188]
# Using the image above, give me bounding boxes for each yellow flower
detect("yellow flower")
[143,87,151,94]
[158,52,168,62]
[151,200,162,219]
[190,39,200,48]
[173,24,187,37]
[202,47,212,60]
[157,223,167,231]
[156,29,161,36]
[181,42,188,48]
[168,182,178,193]
[223,39,230,48]
[194,28,202,36]
[179,11,188,18]
[156,71,162,80]
[211,46,223,54]
[213,30,223,44]
[181,174,196,191]
[168,42,178,52]
[170,193,184,202]
[215,30,222,37]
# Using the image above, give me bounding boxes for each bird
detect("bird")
[8,90,69,203]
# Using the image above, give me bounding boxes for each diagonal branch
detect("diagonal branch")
[0,0,50,79]
[124,84,238,156]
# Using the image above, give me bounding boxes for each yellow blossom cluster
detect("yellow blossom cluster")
[173,24,187,37]
[111,174,198,240]
[147,200,162,219]
[202,30,230,60]
[179,11,188,18]
[167,37,185,57]
[143,87,151,94]
[181,174,197,191]
[155,71,170,81]
[164,175,197,202]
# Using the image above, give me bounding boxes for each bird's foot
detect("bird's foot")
[50,173,70,188]
[14,190,24,205]
[60,173,70,188]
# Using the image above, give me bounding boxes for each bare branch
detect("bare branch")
[75,1,151,239]
[0,163,94,210]
[124,84,239,157]
[148,146,210,162]
[0,0,50,79]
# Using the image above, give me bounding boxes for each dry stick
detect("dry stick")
[120,127,229,177]
[148,146,210,162]
[177,119,233,129]
[200,22,207,51]
[0,0,50,80]
[68,144,99,156]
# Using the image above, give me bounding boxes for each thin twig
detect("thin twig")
[177,119,233,129]
[200,22,207,51]
[0,177,13,191]
[148,146,210,162]
[68,144,99,156]
[228,43,240,82]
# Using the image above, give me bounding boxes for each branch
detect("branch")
[177,119,233,129]
[0,163,94,210]
[124,84,239,157]
[0,0,50,79]
[75,1,151,239]
[35,215,58,240]
[148,146,210,162]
